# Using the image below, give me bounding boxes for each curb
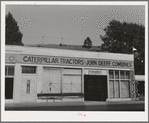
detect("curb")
[5,101,145,108]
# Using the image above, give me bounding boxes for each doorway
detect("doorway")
[5,78,14,99]
[138,81,145,96]
[84,75,107,101]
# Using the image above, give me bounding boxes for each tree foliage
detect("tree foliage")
[100,20,145,75]
[6,12,24,45]
[83,37,93,48]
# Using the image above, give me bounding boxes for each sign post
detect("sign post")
[131,47,138,101]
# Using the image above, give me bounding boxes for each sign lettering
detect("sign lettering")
[22,55,132,68]
[5,53,133,68]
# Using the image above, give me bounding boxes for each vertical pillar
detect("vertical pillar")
[61,68,63,94]
[13,63,22,103]
[114,70,116,98]
[132,53,137,100]
[107,70,110,99]
[130,71,133,99]
[131,60,137,100]
[82,68,84,94]
[119,70,121,98]
[37,65,43,93]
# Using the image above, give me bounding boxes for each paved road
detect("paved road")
[5,103,144,111]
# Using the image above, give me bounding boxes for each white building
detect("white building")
[5,45,134,103]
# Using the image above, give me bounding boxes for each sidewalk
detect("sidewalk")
[5,100,145,108]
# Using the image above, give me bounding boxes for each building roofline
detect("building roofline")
[5,45,133,56]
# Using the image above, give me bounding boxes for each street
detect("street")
[5,103,144,111]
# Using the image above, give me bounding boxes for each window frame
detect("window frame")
[109,70,131,98]
[22,66,37,74]
[42,67,62,94]
[5,65,15,78]
[62,68,82,93]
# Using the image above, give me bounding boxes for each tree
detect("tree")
[100,20,145,75]
[6,12,24,45]
[83,37,92,48]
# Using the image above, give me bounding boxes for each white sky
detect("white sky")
[6,4,145,46]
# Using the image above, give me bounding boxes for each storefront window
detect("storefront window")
[5,66,14,76]
[109,70,131,98]
[8,66,14,76]
[121,80,130,98]
[109,70,114,79]
[42,68,82,94]
[120,71,125,79]
[63,68,82,93]
[109,80,114,98]
[126,71,130,79]
[5,66,7,76]
[115,80,120,98]
[42,68,61,93]
[22,66,36,74]
[115,70,119,79]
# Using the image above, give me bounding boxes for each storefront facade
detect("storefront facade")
[5,45,134,103]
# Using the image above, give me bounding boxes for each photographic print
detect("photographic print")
[1,1,148,122]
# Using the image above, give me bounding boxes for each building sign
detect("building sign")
[6,53,133,68]
[5,54,16,63]
[88,70,102,75]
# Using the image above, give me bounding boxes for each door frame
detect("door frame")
[5,78,14,100]
[84,75,108,101]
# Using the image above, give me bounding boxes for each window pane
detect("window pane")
[115,70,119,79]
[42,69,61,93]
[63,84,71,93]
[63,75,82,93]
[8,66,14,76]
[120,71,125,79]
[126,71,130,79]
[22,66,36,74]
[63,76,72,93]
[5,66,7,76]
[71,76,81,93]
[109,70,114,79]
[115,80,120,98]
[121,80,130,98]
[109,80,114,98]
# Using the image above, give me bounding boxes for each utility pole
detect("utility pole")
[42,36,44,47]
[131,47,138,101]
[62,37,63,45]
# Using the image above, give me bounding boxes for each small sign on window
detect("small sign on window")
[88,70,102,75]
